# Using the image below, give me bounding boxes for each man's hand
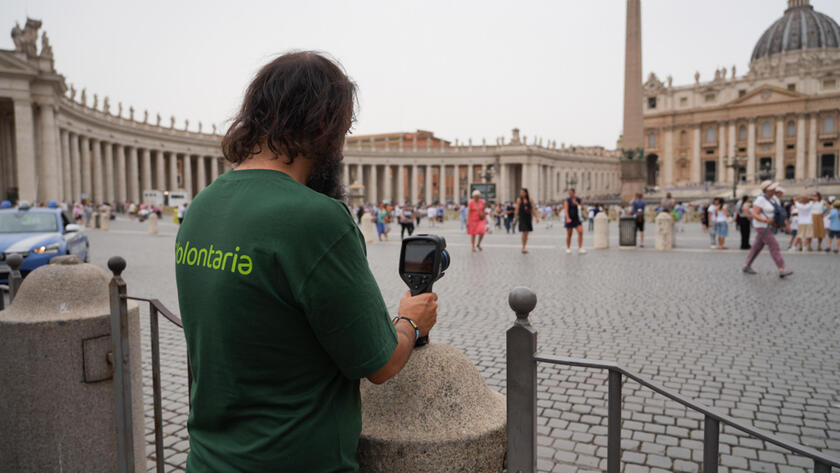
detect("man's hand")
[397,291,438,337]
[367,291,438,385]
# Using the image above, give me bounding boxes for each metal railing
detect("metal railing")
[108,256,189,473]
[0,254,24,310]
[505,286,840,473]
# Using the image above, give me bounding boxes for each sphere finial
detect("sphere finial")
[107,256,126,276]
[508,287,537,319]
[6,253,23,271]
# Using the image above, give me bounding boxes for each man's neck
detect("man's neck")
[234,150,312,185]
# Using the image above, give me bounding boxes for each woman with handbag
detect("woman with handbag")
[467,190,487,252]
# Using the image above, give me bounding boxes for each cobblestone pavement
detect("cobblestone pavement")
[85,215,840,473]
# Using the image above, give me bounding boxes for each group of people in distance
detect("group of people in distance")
[741,180,840,277]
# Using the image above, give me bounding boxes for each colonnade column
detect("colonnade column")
[60,130,71,203]
[467,162,474,190]
[169,152,179,191]
[196,156,207,193]
[424,165,432,204]
[384,164,392,202]
[156,151,166,191]
[808,114,818,178]
[718,124,726,183]
[342,163,350,189]
[38,103,60,202]
[184,155,193,198]
[115,144,127,205]
[80,136,91,199]
[690,126,701,183]
[12,100,36,202]
[210,157,220,183]
[104,142,114,203]
[747,121,756,182]
[453,165,460,204]
[664,128,674,187]
[498,163,507,203]
[70,133,81,202]
[411,164,418,203]
[92,139,103,203]
[127,146,139,203]
[397,165,405,204]
[369,164,378,204]
[140,149,151,197]
[775,119,785,180]
[795,116,806,179]
[727,122,736,183]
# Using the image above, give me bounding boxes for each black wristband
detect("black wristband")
[393,316,419,342]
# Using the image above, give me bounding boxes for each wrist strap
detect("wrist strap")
[393,316,419,342]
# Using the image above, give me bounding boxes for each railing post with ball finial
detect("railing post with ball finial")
[108,256,135,473]
[506,287,538,473]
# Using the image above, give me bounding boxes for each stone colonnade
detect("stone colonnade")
[342,152,620,205]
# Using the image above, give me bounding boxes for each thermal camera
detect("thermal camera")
[398,234,450,346]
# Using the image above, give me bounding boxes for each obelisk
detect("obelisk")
[620,0,646,203]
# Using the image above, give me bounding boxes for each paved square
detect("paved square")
[85,215,840,473]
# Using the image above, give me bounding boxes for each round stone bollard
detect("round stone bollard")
[0,255,144,472]
[593,212,609,249]
[360,212,375,243]
[358,343,506,473]
[148,211,159,234]
[101,208,111,231]
[655,211,674,250]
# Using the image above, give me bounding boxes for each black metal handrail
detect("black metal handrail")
[109,256,189,473]
[506,287,839,473]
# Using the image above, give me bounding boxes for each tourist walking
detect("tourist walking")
[459,202,467,231]
[467,190,487,252]
[660,192,676,213]
[495,204,503,230]
[701,204,715,248]
[827,200,840,253]
[426,205,436,227]
[399,205,415,239]
[177,203,188,224]
[563,188,586,254]
[514,188,538,254]
[736,196,752,250]
[793,193,815,251]
[743,181,793,278]
[630,193,646,248]
[709,197,730,249]
[504,201,515,234]
[376,204,388,241]
[787,208,801,251]
[811,192,827,251]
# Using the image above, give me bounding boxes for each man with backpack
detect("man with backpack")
[743,181,793,278]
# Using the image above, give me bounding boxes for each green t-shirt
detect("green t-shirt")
[175,169,397,473]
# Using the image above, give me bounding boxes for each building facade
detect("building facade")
[0,19,619,207]
[642,0,840,189]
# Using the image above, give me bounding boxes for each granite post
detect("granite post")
[593,212,609,249]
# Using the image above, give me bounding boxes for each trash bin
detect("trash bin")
[94,212,101,229]
[619,216,637,247]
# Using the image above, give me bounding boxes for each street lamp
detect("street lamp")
[480,165,495,183]
[724,156,747,199]
[564,175,578,192]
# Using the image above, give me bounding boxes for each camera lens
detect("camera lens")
[440,249,450,271]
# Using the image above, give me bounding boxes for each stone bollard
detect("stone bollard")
[101,208,111,231]
[360,212,375,243]
[149,211,159,234]
[358,343,506,473]
[655,212,674,250]
[593,212,609,249]
[0,255,144,472]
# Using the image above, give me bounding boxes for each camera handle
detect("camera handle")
[410,284,432,347]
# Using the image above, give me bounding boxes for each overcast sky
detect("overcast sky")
[4,1,840,148]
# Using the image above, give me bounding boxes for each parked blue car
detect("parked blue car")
[0,202,89,282]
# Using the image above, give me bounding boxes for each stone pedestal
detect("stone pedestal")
[655,212,674,250]
[148,212,159,234]
[360,212,375,243]
[101,209,110,231]
[593,212,609,249]
[0,256,144,472]
[358,343,506,473]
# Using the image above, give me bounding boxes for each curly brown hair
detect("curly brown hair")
[222,51,357,166]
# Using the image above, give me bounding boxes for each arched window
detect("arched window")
[648,132,657,148]
[679,130,687,146]
[824,116,836,134]
[705,127,716,143]
[786,121,796,137]
[738,126,747,141]
[761,122,772,138]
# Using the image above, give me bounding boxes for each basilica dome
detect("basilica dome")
[750,0,840,63]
